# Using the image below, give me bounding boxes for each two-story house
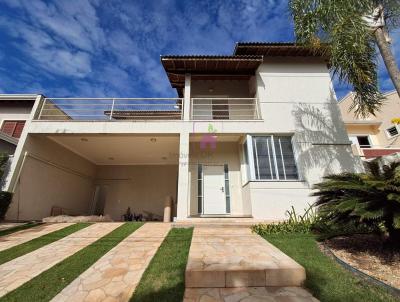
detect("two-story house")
[3,42,363,222]
[338,90,400,159]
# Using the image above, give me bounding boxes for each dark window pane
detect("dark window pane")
[198,196,202,213]
[357,136,371,148]
[252,136,275,179]
[275,136,298,180]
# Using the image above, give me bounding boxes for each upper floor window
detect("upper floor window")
[0,120,26,138]
[246,135,298,181]
[349,135,371,148]
[386,126,399,138]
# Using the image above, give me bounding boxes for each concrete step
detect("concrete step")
[184,287,319,301]
[185,226,306,288]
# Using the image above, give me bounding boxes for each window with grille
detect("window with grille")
[0,120,26,138]
[250,135,298,180]
[387,126,399,138]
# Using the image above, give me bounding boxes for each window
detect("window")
[356,136,371,148]
[248,135,298,180]
[197,164,203,214]
[387,126,399,138]
[0,120,26,138]
[224,164,231,213]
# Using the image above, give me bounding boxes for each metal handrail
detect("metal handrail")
[36,98,183,121]
[190,97,260,120]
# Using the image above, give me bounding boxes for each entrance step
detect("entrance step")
[173,218,278,229]
[185,227,305,288]
[184,287,319,301]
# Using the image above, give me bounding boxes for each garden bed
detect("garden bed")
[325,234,400,290]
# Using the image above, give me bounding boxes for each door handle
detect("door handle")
[221,186,224,192]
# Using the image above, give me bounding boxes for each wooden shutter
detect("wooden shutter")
[13,121,26,138]
[0,120,26,138]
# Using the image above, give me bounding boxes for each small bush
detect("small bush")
[0,191,13,220]
[252,203,318,235]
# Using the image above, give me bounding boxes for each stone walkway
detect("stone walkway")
[186,227,306,288]
[0,222,122,297]
[52,223,171,302]
[0,223,25,231]
[184,286,319,302]
[0,223,74,252]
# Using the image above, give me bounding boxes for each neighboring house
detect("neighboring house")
[3,42,362,222]
[0,95,37,155]
[338,90,400,159]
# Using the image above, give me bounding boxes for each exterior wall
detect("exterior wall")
[191,79,251,98]
[256,57,363,185]
[247,181,315,220]
[188,141,251,216]
[338,91,400,152]
[0,104,32,126]
[0,103,32,155]
[95,165,178,221]
[6,135,96,221]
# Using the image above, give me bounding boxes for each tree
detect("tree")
[312,161,400,244]
[290,0,400,117]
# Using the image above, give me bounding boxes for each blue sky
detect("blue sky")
[0,0,399,100]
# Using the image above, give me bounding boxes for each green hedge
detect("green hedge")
[0,191,13,220]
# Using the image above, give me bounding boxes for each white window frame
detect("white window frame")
[245,134,299,182]
[349,134,372,148]
[386,125,400,139]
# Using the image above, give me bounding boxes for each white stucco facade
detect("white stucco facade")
[3,49,363,222]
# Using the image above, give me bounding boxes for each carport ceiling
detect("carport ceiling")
[48,135,180,165]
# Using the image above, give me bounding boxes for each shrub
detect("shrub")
[252,203,318,235]
[312,161,400,244]
[0,191,12,220]
[0,153,9,180]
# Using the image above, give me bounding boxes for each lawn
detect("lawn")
[130,227,193,302]
[0,223,90,265]
[264,233,399,302]
[0,222,143,302]
[0,222,42,237]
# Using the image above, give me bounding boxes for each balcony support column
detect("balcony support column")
[176,131,190,220]
[3,95,44,192]
[183,74,191,121]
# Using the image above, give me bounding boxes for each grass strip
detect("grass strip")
[264,233,398,302]
[0,222,143,302]
[130,227,193,302]
[0,222,42,237]
[0,223,91,265]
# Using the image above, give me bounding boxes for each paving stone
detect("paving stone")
[186,227,306,288]
[52,223,171,302]
[0,223,74,252]
[0,222,122,297]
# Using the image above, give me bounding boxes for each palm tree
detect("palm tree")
[290,0,400,117]
[312,161,400,244]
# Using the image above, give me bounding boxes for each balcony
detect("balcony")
[352,144,400,159]
[36,98,183,121]
[191,98,260,120]
[35,97,261,121]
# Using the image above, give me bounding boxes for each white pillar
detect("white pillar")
[183,73,191,121]
[176,131,189,220]
[4,95,44,192]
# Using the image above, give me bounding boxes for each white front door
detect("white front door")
[203,165,226,214]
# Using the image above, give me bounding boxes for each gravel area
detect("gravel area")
[326,234,400,289]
